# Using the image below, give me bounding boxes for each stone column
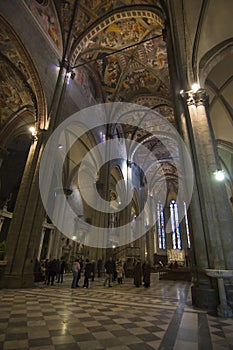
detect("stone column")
[181,89,233,310]
[50,229,61,259]
[46,229,55,260]
[0,59,71,288]
[37,226,46,261]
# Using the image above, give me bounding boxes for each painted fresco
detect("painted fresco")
[73,67,96,103]
[0,32,30,83]
[63,0,161,40]
[0,60,34,128]
[24,0,62,52]
[76,11,170,103]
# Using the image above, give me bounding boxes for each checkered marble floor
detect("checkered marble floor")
[0,274,233,350]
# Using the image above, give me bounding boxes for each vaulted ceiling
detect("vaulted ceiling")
[0,0,232,209]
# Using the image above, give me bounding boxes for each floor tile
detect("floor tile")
[0,274,232,350]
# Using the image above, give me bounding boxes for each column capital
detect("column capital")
[195,89,209,106]
[181,88,209,107]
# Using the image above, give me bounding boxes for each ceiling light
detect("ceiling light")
[191,83,200,93]
[214,169,225,181]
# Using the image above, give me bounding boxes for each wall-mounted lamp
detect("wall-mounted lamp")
[67,70,75,80]
[214,169,225,181]
[191,83,200,93]
[29,126,38,142]
[180,83,201,95]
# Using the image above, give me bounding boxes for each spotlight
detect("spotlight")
[214,169,225,181]
[29,126,38,142]
[191,83,200,93]
[29,126,36,135]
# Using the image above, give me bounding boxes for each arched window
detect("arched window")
[184,201,191,248]
[170,200,181,249]
[157,202,166,249]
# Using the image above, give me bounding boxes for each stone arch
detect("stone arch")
[0,14,47,131]
[199,38,233,87]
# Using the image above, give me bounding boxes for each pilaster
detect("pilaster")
[181,88,233,311]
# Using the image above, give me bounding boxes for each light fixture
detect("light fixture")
[72,235,77,240]
[191,83,200,93]
[214,169,225,181]
[29,126,36,135]
[29,126,38,142]
[67,68,75,80]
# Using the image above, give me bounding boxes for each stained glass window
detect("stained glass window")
[157,202,166,249]
[170,200,182,249]
[184,201,191,248]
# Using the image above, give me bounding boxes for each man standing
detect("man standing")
[71,259,80,288]
[97,257,102,278]
[104,256,115,287]
[57,257,66,283]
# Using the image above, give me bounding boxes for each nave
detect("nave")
[0,274,233,350]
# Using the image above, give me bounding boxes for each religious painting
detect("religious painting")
[0,60,34,127]
[24,0,62,52]
[73,67,96,103]
[0,31,30,83]
[74,9,170,103]
[167,249,185,263]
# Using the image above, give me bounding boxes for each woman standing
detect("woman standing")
[142,259,151,288]
[133,260,142,287]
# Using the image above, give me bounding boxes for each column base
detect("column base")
[217,303,233,318]
[191,285,218,312]
[0,273,35,289]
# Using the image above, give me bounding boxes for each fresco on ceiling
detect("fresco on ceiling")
[0,31,31,83]
[73,67,96,103]
[65,0,161,41]
[100,18,146,48]
[24,0,62,52]
[60,0,92,41]
[61,0,75,32]
[155,105,175,125]
[76,10,170,103]
[0,60,34,128]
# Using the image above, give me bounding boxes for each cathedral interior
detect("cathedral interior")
[0,0,233,348]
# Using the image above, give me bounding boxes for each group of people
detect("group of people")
[71,258,95,289]
[34,256,152,289]
[71,257,125,289]
[33,257,67,285]
[103,256,125,287]
[134,259,151,288]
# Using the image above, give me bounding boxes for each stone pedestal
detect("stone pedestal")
[205,269,233,317]
[191,285,218,312]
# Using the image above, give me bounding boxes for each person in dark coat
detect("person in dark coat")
[47,259,57,285]
[83,259,92,288]
[104,256,115,287]
[97,257,103,277]
[134,260,142,287]
[57,257,66,283]
[90,260,95,282]
[142,259,151,288]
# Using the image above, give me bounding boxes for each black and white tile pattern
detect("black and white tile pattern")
[0,274,232,349]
